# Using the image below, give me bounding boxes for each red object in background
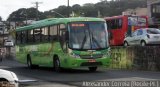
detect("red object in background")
[105,15,148,46]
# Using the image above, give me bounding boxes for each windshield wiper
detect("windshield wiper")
[81,30,87,49]
[91,34,102,49]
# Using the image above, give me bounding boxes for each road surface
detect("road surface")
[0,58,160,87]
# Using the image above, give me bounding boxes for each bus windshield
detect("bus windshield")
[128,16,147,26]
[69,21,108,50]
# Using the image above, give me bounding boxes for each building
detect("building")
[122,0,160,28]
[147,0,160,27]
[0,21,5,34]
[0,21,9,46]
[122,8,148,16]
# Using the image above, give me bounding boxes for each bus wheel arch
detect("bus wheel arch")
[124,41,129,46]
[0,78,8,82]
[53,55,61,72]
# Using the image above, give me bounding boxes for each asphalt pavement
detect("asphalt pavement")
[1,58,160,87]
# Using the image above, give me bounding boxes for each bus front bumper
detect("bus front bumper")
[63,57,111,68]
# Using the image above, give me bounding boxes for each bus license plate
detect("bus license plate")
[88,59,96,62]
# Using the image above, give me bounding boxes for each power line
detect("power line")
[31,2,43,20]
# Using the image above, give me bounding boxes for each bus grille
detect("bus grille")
[80,62,102,66]
[80,54,103,59]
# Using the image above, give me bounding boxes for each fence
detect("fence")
[110,46,160,71]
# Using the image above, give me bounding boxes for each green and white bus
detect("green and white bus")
[15,17,111,72]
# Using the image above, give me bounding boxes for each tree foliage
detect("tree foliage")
[7,8,45,21]
[50,0,146,17]
[7,0,147,21]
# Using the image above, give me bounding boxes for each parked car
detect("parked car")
[124,28,160,46]
[0,69,19,87]
[4,40,14,47]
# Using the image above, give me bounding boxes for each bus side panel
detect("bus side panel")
[30,43,55,67]
[16,43,57,67]
[52,42,67,67]
[16,45,27,64]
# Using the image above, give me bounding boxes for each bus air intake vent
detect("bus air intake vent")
[80,62,102,66]
[80,54,103,59]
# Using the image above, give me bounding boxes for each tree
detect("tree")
[71,4,82,17]
[7,8,46,22]
[95,1,110,17]
[82,3,98,17]
[7,0,147,21]
[95,0,147,17]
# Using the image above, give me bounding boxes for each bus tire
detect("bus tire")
[141,40,146,46]
[124,41,129,46]
[88,67,97,72]
[27,55,33,69]
[53,56,61,72]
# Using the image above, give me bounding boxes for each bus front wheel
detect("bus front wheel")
[88,67,97,72]
[54,57,61,72]
[27,55,33,68]
[141,41,146,46]
[124,41,129,46]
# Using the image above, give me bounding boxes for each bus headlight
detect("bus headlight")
[70,53,80,58]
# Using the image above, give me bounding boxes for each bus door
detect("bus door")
[59,24,68,53]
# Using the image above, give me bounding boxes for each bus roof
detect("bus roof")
[16,17,105,32]
[104,15,148,20]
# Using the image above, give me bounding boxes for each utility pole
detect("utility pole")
[68,0,70,17]
[32,2,43,20]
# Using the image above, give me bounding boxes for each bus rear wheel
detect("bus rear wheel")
[54,57,61,72]
[88,67,97,72]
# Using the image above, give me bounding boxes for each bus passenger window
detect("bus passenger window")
[34,28,42,42]
[41,27,49,42]
[22,31,26,43]
[50,25,58,41]
[118,19,122,28]
[59,24,67,52]
[106,21,111,30]
[113,20,117,29]
[16,32,21,44]
[27,30,34,43]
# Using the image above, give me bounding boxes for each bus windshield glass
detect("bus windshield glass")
[69,21,108,50]
[128,16,147,26]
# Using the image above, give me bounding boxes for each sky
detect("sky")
[0,0,101,20]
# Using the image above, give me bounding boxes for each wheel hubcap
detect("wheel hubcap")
[124,42,128,46]
[142,42,145,46]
